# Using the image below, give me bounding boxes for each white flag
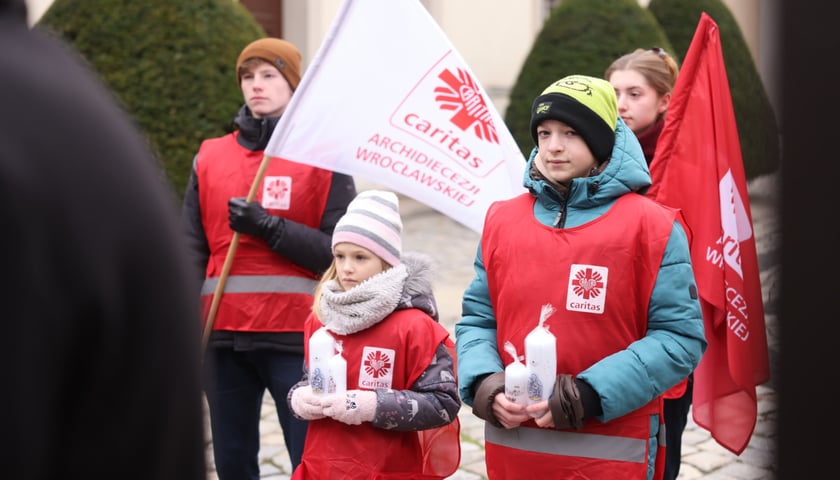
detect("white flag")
[265,0,527,233]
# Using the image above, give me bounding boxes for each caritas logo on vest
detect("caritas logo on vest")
[567,264,607,313]
[358,346,395,389]
[388,51,505,179]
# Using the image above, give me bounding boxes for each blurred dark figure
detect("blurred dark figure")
[778,2,840,479]
[0,0,207,478]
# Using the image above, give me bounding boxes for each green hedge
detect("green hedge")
[505,0,673,158]
[36,0,266,200]
[648,0,781,179]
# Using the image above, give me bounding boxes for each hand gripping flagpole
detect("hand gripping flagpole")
[201,154,272,354]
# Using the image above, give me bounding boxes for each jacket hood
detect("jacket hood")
[396,252,439,321]
[523,118,651,210]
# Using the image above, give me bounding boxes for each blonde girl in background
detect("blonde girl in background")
[606,47,679,165]
[287,190,461,479]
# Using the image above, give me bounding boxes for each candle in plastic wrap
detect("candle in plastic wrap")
[503,341,528,406]
[525,304,557,408]
[328,341,347,394]
[308,326,335,397]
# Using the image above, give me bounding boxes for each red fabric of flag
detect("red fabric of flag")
[646,12,770,455]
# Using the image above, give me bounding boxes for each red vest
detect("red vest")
[482,193,675,479]
[295,310,460,479]
[196,133,332,332]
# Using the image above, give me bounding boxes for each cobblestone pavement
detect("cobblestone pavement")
[205,173,780,480]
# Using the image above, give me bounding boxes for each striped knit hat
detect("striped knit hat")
[332,190,403,267]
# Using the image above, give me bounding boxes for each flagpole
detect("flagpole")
[201,154,273,354]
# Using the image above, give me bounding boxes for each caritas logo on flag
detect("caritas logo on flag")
[264,0,527,233]
[389,58,504,179]
[715,171,752,281]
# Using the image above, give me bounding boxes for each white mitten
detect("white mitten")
[290,385,326,420]
[321,389,377,425]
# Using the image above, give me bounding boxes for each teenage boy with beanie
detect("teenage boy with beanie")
[286,189,461,479]
[181,37,356,478]
[454,74,707,479]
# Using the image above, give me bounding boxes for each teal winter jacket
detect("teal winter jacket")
[455,118,707,423]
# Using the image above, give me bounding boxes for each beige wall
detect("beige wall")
[276,0,775,116]
[24,0,778,114]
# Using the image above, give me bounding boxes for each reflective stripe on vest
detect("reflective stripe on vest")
[485,423,647,463]
[659,416,667,447]
[200,275,318,295]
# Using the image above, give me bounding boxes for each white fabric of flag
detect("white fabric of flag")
[264,0,527,233]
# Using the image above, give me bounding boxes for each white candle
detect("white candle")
[503,341,528,406]
[525,304,557,410]
[328,341,347,395]
[308,326,335,397]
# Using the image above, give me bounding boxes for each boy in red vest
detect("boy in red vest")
[182,38,356,478]
[455,75,706,480]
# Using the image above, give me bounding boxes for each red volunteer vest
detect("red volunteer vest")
[294,310,460,479]
[196,133,332,332]
[482,193,676,479]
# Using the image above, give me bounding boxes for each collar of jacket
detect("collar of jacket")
[234,105,280,151]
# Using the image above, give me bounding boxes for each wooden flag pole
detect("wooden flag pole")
[201,154,273,354]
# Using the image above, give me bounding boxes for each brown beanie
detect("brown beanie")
[236,38,302,91]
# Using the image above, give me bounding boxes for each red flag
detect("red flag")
[646,12,770,455]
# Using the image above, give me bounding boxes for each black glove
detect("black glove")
[228,197,279,237]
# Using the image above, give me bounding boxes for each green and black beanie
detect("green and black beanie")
[530,75,618,164]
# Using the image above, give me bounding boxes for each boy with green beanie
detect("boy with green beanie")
[455,74,706,479]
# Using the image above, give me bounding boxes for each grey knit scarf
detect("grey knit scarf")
[318,263,408,335]
[318,252,438,335]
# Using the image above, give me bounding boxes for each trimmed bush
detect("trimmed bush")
[505,0,674,158]
[648,0,781,179]
[36,0,266,199]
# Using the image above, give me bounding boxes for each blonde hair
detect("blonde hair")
[311,263,338,319]
[605,48,680,99]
